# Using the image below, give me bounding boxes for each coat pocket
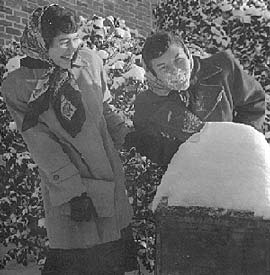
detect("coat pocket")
[82,178,115,218]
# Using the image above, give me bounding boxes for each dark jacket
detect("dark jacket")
[127,50,265,166]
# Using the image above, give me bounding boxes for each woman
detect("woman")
[2,4,136,275]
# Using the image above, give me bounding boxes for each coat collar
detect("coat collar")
[20,56,51,69]
[192,55,223,83]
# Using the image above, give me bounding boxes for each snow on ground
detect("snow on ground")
[153,122,270,218]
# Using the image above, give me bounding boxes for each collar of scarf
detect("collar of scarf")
[22,62,86,138]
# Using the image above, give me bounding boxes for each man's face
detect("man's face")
[48,32,82,69]
[151,43,192,91]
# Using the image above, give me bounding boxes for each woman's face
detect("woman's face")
[48,32,82,69]
[151,43,192,91]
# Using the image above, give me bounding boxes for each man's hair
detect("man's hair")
[41,5,79,48]
[142,31,188,75]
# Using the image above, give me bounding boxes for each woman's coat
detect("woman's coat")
[2,48,133,249]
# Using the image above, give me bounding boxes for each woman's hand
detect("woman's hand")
[69,193,97,222]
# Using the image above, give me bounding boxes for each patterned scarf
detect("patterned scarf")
[20,5,86,138]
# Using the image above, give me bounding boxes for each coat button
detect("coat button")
[53,174,60,181]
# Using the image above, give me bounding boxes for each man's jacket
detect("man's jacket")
[129,50,265,166]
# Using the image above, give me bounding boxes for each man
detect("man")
[125,31,265,166]
[2,4,136,274]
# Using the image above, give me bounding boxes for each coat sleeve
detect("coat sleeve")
[126,94,181,166]
[226,51,265,132]
[100,63,130,149]
[125,129,180,166]
[1,73,87,207]
[81,47,130,148]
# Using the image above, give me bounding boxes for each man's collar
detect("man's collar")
[192,55,223,82]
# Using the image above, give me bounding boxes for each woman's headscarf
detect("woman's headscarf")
[20,5,52,63]
[20,5,86,138]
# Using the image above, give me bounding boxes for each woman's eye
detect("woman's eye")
[59,41,69,48]
[175,59,184,65]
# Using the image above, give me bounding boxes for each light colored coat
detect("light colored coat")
[1,48,133,249]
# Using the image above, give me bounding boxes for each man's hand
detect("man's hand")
[70,193,97,222]
[123,130,139,150]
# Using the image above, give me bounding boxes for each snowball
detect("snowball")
[152,122,270,218]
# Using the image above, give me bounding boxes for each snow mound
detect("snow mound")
[153,122,270,218]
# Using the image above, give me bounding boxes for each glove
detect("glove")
[70,193,97,222]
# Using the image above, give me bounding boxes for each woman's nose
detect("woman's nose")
[70,40,77,50]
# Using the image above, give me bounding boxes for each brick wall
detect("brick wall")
[0,0,160,46]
